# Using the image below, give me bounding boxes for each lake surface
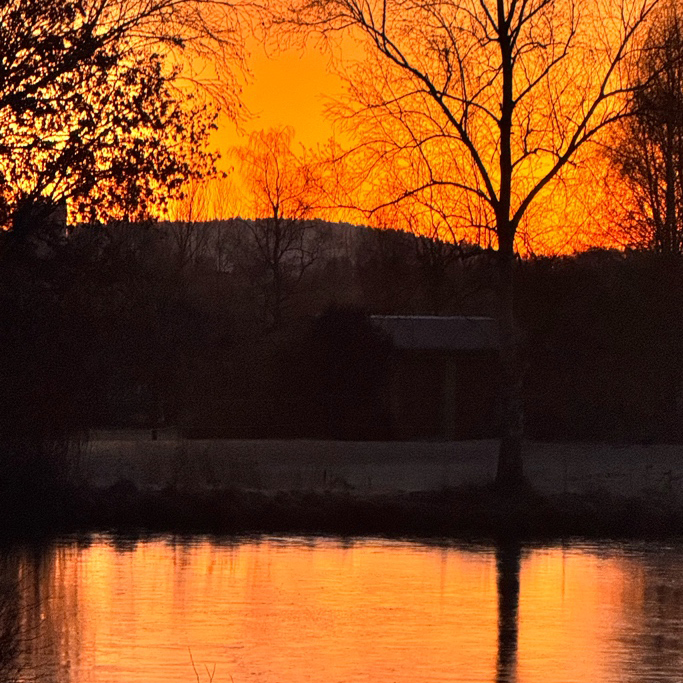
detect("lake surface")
[5,535,683,682]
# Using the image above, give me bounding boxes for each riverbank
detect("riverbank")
[5,435,683,540]
[82,432,683,497]
[4,480,683,542]
[66,483,683,539]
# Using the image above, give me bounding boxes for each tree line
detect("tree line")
[4,213,683,445]
[4,0,683,496]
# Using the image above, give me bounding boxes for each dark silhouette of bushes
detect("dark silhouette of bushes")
[518,250,683,442]
[0,223,95,524]
[179,306,392,440]
[306,305,393,439]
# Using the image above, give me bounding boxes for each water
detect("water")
[4,535,683,682]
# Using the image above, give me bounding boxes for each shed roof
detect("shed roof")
[370,315,499,351]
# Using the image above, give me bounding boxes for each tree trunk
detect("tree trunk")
[495,241,525,490]
[664,122,677,254]
[495,14,525,491]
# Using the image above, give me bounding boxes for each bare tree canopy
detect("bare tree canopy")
[232,127,327,327]
[279,0,658,243]
[610,1,683,253]
[275,0,662,487]
[234,127,319,220]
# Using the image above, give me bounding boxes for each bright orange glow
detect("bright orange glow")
[216,40,346,153]
[196,6,640,254]
[517,548,631,681]
[201,35,624,254]
[14,538,679,683]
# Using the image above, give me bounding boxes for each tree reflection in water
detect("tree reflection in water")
[496,540,521,683]
[0,552,21,683]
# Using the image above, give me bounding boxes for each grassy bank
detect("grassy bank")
[5,435,683,541]
[5,482,683,541]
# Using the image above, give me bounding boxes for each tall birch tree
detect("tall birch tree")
[280,0,661,488]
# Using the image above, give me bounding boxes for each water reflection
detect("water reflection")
[496,541,521,683]
[8,536,683,683]
[617,546,683,682]
[0,552,21,683]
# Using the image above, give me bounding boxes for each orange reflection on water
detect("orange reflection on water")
[14,537,666,683]
[517,548,631,683]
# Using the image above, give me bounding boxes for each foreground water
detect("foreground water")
[5,535,683,682]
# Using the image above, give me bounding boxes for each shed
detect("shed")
[371,315,500,440]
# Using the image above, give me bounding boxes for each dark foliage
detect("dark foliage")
[0,218,227,524]
[179,306,393,440]
[306,305,393,439]
[0,0,220,228]
[518,249,683,442]
[10,209,683,535]
[610,6,683,253]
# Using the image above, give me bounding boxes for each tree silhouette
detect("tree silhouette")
[611,3,683,254]
[280,0,661,488]
[232,128,327,328]
[0,0,245,516]
[0,0,243,228]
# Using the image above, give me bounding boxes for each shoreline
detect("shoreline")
[5,482,683,542]
[82,435,683,497]
[5,435,683,542]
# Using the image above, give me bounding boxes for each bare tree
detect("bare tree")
[279,0,661,488]
[232,127,327,327]
[610,2,683,253]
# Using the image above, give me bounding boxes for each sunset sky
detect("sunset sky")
[218,39,345,154]
[202,34,621,254]
[172,0,661,259]
[184,38,359,225]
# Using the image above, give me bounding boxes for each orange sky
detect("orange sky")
[181,39,357,223]
[217,39,345,154]
[196,34,623,254]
